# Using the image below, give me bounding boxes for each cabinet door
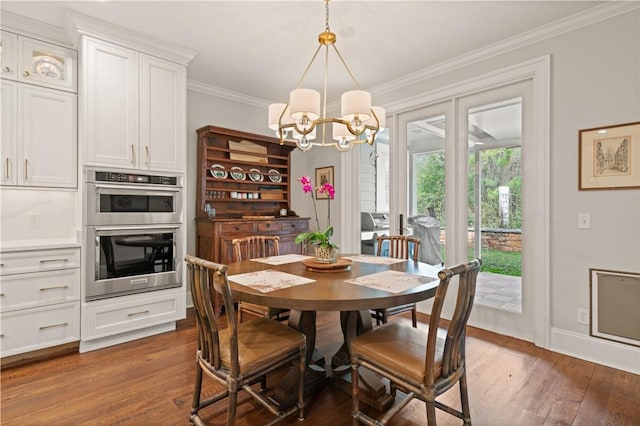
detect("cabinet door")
[83,37,139,169]
[1,30,18,81]
[140,54,186,172]
[19,85,77,187]
[18,36,77,92]
[1,80,17,185]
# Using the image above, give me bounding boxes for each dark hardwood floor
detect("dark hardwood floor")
[2,310,639,425]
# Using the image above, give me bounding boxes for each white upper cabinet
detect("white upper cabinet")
[1,31,18,80]
[1,80,18,185]
[140,55,186,171]
[2,30,77,93]
[19,84,77,187]
[83,37,186,172]
[83,38,139,169]
[1,80,77,187]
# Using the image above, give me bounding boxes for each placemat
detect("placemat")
[345,270,437,293]
[228,269,315,293]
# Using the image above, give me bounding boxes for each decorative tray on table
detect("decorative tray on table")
[302,257,352,272]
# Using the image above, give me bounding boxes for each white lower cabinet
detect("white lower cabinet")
[0,245,81,357]
[81,287,184,341]
[1,302,80,357]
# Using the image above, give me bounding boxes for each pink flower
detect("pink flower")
[299,176,313,194]
[319,183,335,200]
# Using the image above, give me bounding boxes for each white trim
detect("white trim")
[1,10,73,47]
[550,327,640,375]
[371,1,637,99]
[64,11,196,66]
[187,79,268,109]
[79,322,176,353]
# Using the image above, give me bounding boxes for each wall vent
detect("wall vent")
[590,268,640,347]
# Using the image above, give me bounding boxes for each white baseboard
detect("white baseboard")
[79,322,176,353]
[550,327,640,374]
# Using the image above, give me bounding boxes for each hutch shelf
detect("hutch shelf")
[195,125,309,266]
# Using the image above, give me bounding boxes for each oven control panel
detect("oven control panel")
[92,171,178,186]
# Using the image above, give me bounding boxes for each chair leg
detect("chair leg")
[411,306,417,328]
[227,389,238,426]
[351,361,360,425]
[459,370,472,425]
[426,400,437,425]
[191,362,203,415]
[237,303,243,323]
[298,347,306,421]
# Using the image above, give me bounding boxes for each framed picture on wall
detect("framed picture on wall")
[315,166,334,199]
[579,121,640,190]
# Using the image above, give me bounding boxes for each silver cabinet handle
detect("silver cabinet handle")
[3,66,10,72]
[39,258,69,263]
[39,322,68,330]
[145,145,150,167]
[128,310,150,318]
[40,285,69,291]
[24,158,28,180]
[131,144,136,165]
[23,70,30,77]
[4,157,9,179]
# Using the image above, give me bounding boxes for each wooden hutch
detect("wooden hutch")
[195,126,309,265]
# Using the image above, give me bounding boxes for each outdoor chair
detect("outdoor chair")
[351,258,481,425]
[372,235,422,327]
[185,255,306,426]
[231,235,290,323]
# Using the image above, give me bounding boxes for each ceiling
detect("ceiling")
[2,1,605,105]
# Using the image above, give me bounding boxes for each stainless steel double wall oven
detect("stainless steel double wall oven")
[85,169,183,301]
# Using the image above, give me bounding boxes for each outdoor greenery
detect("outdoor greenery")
[415,147,522,229]
[471,248,522,276]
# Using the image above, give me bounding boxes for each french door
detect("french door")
[395,81,536,341]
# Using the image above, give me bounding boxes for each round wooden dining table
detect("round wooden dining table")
[226,254,441,411]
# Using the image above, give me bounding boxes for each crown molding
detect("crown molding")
[64,11,196,66]
[1,10,72,47]
[371,1,639,98]
[187,80,269,109]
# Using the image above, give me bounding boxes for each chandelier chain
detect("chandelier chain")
[325,0,330,32]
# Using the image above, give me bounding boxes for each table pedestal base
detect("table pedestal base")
[269,309,396,412]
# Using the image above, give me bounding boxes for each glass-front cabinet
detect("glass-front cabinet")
[1,30,77,93]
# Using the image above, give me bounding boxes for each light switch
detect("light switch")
[578,213,591,229]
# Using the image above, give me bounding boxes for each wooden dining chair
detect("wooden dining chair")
[231,235,290,323]
[372,235,422,327]
[351,258,482,426]
[185,255,306,426]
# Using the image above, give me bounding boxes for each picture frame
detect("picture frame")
[579,121,640,190]
[315,166,334,199]
[589,268,640,347]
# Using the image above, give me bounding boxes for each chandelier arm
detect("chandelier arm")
[331,44,361,90]
[294,44,324,90]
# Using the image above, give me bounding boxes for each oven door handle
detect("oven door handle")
[94,225,180,233]
[93,183,181,193]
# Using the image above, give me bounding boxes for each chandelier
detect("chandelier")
[268,0,385,152]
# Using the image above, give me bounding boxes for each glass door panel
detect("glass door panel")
[407,114,446,265]
[467,98,523,314]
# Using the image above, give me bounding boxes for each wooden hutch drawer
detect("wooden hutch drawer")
[256,221,280,233]
[219,222,254,235]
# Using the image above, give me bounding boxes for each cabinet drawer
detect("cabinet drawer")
[1,302,80,357]
[278,220,308,234]
[0,247,80,275]
[82,289,182,340]
[219,223,254,235]
[1,268,80,312]
[256,221,280,233]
